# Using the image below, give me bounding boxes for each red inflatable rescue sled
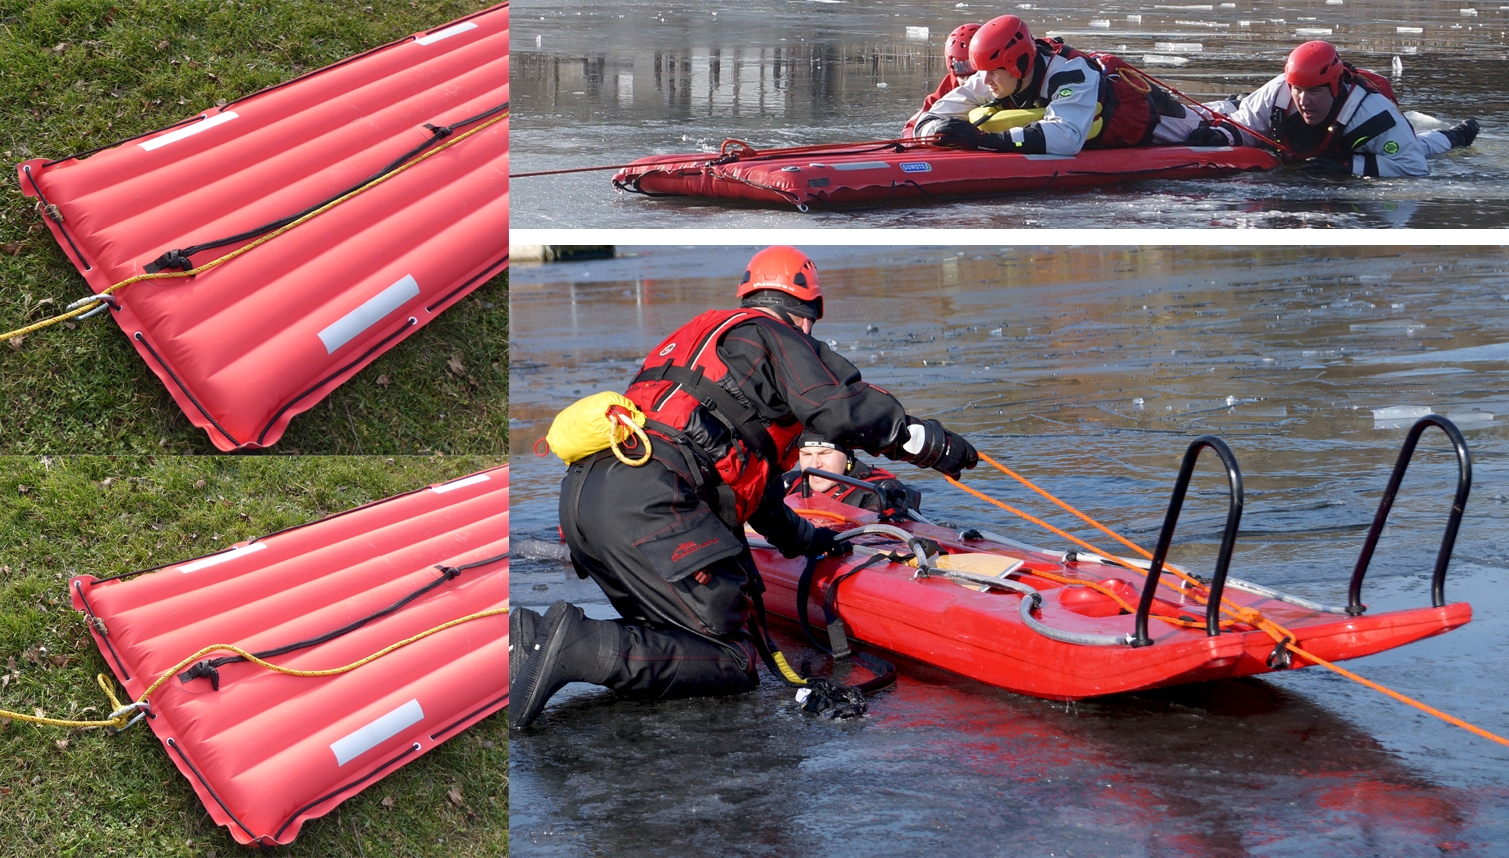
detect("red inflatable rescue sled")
[69,465,509,846]
[19,4,510,451]
[613,139,1279,210]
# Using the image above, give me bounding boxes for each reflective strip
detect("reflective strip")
[830,161,895,171]
[432,473,491,494]
[331,699,424,766]
[318,274,419,354]
[139,113,239,152]
[416,22,477,45]
[178,542,265,573]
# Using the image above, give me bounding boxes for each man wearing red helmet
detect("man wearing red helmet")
[903,23,981,138]
[1184,41,1477,177]
[910,14,1203,154]
[512,246,979,730]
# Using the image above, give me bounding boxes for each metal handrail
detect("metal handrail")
[1346,414,1472,615]
[1131,436,1245,647]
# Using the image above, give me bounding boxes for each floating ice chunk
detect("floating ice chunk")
[1372,406,1433,420]
[1156,41,1203,51]
[535,34,542,46]
[1091,19,1111,27]
[1220,2,1235,6]
[1127,13,1143,21]
[1462,8,1479,14]
[990,327,1004,336]
[1296,27,1333,35]
[1239,19,1252,25]
[1448,411,1493,424]
[1143,54,1190,65]
[1326,0,1343,4]
[877,82,888,88]
[905,26,929,39]
[1155,4,1214,8]
[1176,19,1230,27]
[1133,398,1145,407]
[1393,56,1404,74]
[1225,395,1237,405]
[1397,25,1424,33]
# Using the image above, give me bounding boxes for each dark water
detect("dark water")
[511,0,1509,228]
[508,245,1509,856]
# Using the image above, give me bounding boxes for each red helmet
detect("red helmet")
[969,15,1035,79]
[946,23,982,76]
[1286,40,1345,96]
[738,246,823,320]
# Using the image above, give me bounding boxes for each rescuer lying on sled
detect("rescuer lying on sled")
[511,246,979,729]
[908,14,1205,154]
[902,22,981,138]
[783,431,921,516]
[1184,40,1478,178]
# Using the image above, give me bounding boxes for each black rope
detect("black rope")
[176,552,508,690]
[144,102,509,273]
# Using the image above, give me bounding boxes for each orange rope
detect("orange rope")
[947,458,1509,747]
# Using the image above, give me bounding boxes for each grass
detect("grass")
[0,0,508,455]
[0,455,508,857]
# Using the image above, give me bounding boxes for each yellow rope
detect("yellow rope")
[608,410,653,466]
[2,608,504,732]
[3,108,509,343]
[948,457,1509,746]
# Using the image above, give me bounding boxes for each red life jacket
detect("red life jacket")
[1085,50,1163,148]
[626,309,804,523]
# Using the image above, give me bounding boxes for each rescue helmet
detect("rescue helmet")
[969,15,1035,79]
[1285,40,1345,97]
[946,23,982,76]
[738,245,823,320]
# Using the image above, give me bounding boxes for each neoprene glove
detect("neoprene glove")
[901,417,979,479]
[805,526,848,558]
[1302,155,1353,177]
[974,130,1016,152]
[931,117,984,148]
[1186,123,1234,147]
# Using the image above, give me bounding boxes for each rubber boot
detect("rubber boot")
[509,606,542,694]
[1444,118,1479,149]
[510,600,621,730]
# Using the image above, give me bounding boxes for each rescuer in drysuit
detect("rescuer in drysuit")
[909,14,1204,154]
[783,431,921,516]
[511,246,979,729]
[902,22,981,139]
[1183,41,1478,177]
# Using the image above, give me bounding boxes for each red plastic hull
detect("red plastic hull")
[613,141,1279,210]
[756,493,1469,700]
[19,5,509,450]
[69,465,508,845]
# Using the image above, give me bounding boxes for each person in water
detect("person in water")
[1184,41,1478,177]
[511,246,979,730]
[783,431,921,515]
[909,14,1204,154]
[903,22,981,138]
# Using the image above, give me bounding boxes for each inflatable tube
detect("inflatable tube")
[18,4,510,451]
[613,138,1279,210]
[69,465,509,846]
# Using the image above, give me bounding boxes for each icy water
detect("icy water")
[508,245,1509,857]
[511,0,1509,228]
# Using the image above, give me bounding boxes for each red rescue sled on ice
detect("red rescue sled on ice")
[69,465,509,846]
[613,138,1279,211]
[753,419,1471,700]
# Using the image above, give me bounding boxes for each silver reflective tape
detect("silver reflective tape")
[178,542,265,573]
[140,112,239,152]
[830,161,896,171]
[432,474,491,494]
[331,699,424,767]
[318,274,420,354]
[416,22,477,45]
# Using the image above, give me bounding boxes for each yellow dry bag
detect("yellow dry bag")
[544,391,651,466]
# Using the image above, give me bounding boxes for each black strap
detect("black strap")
[176,551,507,688]
[144,102,508,273]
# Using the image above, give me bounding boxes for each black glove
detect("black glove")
[1302,155,1353,177]
[805,526,849,558]
[901,417,979,479]
[1186,123,1233,147]
[930,117,984,148]
[974,130,1016,152]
